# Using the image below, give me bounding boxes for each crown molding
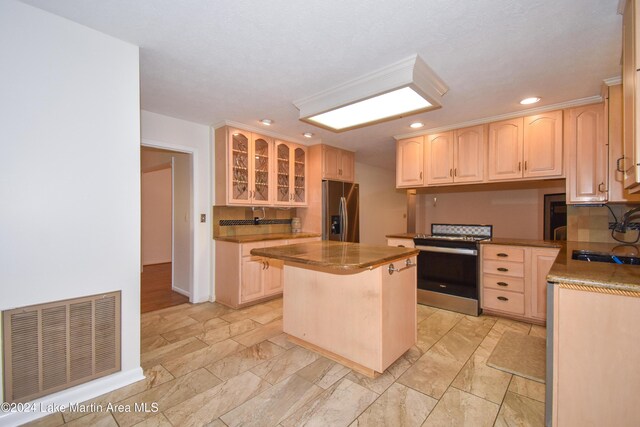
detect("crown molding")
[212,120,316,145]
[393,95,603,140]
[603,76,622,86]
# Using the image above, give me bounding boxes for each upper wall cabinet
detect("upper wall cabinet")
[275,141,308,206]
[622,0,640,191]
[424,125,485,185]
[488,111,563,181]
[396,137,424,187]
[565,103,607,204]
[322,145,355,182]
[214,126,306,207]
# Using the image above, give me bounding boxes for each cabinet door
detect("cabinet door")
[426,132,454,184]
[523,111,563,178]
[250,134,272,205]
[623,0,639,190]
[340,150,355,182]
[565,104,607,203]
[263,258,284,295]
[240,256,264,303]
[608,85,640,202]
[228,130,251,204]
[396,137,424,187]
[529,248,559,321]
[488,118,523,181]
[322,146,341,180]
[292,146,308,205]
[454,125,485,183]
[275,141,292,205]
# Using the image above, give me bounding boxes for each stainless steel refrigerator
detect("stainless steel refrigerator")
[322,180,359,242]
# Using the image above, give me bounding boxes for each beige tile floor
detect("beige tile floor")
[27,299,546,427]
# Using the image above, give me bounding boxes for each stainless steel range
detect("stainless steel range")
[413,224,493,316]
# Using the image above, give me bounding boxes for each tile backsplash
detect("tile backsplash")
[213,206,297,237]
[567,204,640,243]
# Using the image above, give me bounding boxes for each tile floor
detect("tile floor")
[27,299,546,427]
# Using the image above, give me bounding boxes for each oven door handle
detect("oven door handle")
[415,245,478,256]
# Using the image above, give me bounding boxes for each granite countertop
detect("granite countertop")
[480,238,562,248]
[214,232,321,243]
[385,233,417,239]
[251,241,419,271]
[548,241,640,292]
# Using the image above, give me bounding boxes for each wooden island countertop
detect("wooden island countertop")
[253,240,418,377]
[251,240,419,271]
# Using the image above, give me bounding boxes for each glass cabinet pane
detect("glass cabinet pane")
[231,133,249,201]
[294,147,306,203]
[277,143,290,202]
[253,138,270,202]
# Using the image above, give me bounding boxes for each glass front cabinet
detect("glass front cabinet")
[217,126,306,207]
[275,141,307,206]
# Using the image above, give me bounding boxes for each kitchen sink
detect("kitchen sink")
[571,250,640,265]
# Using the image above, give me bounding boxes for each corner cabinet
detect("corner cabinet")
[214,126,307,207]
[622,0,640,191]
[565,103,608,204]
[396,137,424,187]
[322,145,355,182]
[275,141,307,206]
[480,244,560,323]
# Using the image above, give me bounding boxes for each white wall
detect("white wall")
[142,167,173,265]
[0,1,142,422]
[141,110,211,302]
[355,162,408,245]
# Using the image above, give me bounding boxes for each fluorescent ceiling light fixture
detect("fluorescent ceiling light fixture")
[294,54,448,132]
[302,132,314,138]
[260,119,273,125]
[410,122,424,129]
[520,97,541,105]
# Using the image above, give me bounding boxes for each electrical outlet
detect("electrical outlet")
[200,214,206,223]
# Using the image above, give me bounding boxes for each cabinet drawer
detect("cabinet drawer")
[263,239,288,248]
[482,259,524,277]
[483,273,525,293]
[387,238,415,248]
[241,241,266,256]
[483,245,525,262]
[287,237,321,245]
[483,288,525,315]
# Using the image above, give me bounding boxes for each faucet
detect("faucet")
[616,206,640,233]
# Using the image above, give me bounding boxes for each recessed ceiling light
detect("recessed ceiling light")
[520,97,541,105]
[410,122,424,129]
[303,132,314,138]
[260,119,273,126]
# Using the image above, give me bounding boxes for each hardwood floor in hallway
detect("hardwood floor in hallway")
[141,262,189,313]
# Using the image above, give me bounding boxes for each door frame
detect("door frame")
[141,139,196,302]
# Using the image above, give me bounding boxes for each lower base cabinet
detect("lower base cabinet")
[216,237,319,308]
[480,244,560,323]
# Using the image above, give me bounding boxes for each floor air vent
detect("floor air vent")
[3,291,121,403]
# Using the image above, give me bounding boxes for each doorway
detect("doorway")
[141,146,193,312]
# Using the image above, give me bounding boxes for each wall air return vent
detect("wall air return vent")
[3,291,121,403]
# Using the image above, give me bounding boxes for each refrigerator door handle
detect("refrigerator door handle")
[340,196,348,242]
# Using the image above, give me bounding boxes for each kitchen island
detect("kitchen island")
[251,240,419,377]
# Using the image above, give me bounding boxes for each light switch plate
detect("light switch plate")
[200,214,206,223]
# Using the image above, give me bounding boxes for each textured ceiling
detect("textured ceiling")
[21,0,622,169]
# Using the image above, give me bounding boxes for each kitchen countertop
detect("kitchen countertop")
[480,238,562,248]
[214,232,321,243]
[385,233,417,239]
[548,241,640,292]
[251,240,419,271]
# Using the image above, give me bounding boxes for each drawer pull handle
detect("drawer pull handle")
[497,296,509,301]
[388,259,415,275]
[497,282,509,287]
[497,253,508,257]
[497,267,509,272]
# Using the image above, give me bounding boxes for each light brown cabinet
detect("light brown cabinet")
[386,238,415,248]
[488,111,563,181]
[565,103,608,204]
[425,125,485,185]
[480,244,559,323]
[322,145,355,182]
[396,137,424,187]
[275,141,308,206]
[215,237,320,308]
[622,0,640,191]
